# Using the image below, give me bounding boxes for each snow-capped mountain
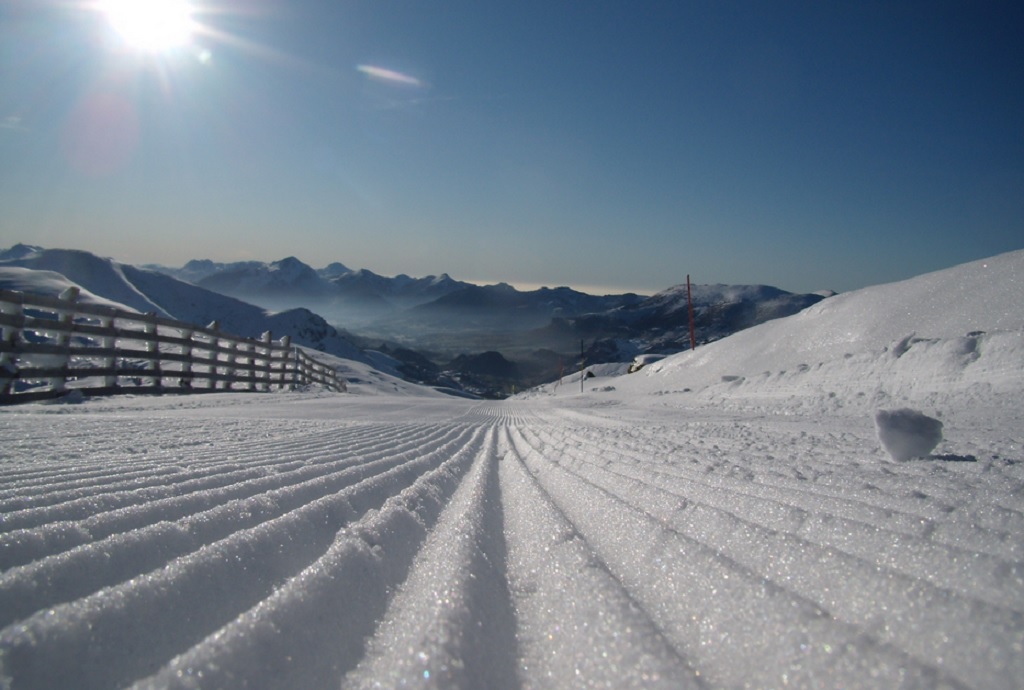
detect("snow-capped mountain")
[1,247,168,315]
[156,257,332,301]
[0,266,132,311]
[2,244,833,395]
[0,247,365,361]
[151,255,643,323]
[151,257,470,324]
[0,243,44,261]
[197,252,329,294]
[143,252,826,360]
[581,282,827,354]
[319,261,351,279]
[401,283,644,333]
[330,269,465,309]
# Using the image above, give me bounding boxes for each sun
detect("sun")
[101,0,195,52]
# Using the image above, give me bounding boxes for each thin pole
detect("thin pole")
[687,274,696,350]
[580,339,585,393]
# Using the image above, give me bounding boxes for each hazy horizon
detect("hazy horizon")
[6,239,963,298]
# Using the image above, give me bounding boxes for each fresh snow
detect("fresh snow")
[1,251,1023,689]
[0,267,129,311]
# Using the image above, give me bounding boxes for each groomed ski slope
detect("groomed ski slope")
[2,250,1023,689]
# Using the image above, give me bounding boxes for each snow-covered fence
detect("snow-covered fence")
[0,287,345,404]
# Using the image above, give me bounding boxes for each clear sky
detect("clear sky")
[1,1,1022,295]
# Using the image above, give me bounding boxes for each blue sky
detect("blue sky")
[1,1,1021,295]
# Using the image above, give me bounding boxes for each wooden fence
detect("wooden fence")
[0,287,345,404]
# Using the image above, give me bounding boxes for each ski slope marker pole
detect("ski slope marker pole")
[687,274,696,350]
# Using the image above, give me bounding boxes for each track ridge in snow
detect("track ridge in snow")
[1,394,1021,689]
[498,424,704,689]
[533,422,1024,614]
[343,424,521,689]
[505,419,971,689]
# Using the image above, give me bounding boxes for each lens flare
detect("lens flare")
[356,65,424,88]
[101,0,194,52]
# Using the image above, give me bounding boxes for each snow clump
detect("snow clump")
[874,407,944,461]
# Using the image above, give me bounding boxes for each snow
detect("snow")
[0,267,132,312]
[874,408,944,462]
[0,250,369,362]
[1,250,1023,689]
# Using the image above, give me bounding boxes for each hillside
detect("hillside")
[0,248,365,361]
[526,249,1024,423]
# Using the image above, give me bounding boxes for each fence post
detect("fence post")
[206,322,220,390]
[99,314,117,389]
[278,335,292,390]
[259,331,272,391]
[0,293,23,395]
[179,326,194,389]
[221,340,238,390]
[143,312,161,388]
[208,322,231,390]
[245,338,258,391]
[50,287,79,393]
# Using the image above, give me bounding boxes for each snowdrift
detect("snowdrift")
[631,250,1024,414]
[0,267,129,311]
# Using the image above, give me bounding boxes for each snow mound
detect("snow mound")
[0,267,133,311]
[874,408,944,461]
[631,249,1024,414]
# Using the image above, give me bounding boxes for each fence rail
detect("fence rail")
[0,287,345,404]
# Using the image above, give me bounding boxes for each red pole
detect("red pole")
[687,274,696,350]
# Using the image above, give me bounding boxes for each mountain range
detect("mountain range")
[0,245,365,362]
[144,250,828,353]
[151,256,469,321]
[1,244,831,397]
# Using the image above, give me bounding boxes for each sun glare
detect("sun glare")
[101,0,194,52]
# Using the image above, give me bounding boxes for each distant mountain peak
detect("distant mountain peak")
[0,243,43,261]
[272,256,307,268]
[319,262,351,278]
[269,256,318,279]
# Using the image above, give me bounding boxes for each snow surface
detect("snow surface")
[0,267,131,312]
[1,251,1023,689]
